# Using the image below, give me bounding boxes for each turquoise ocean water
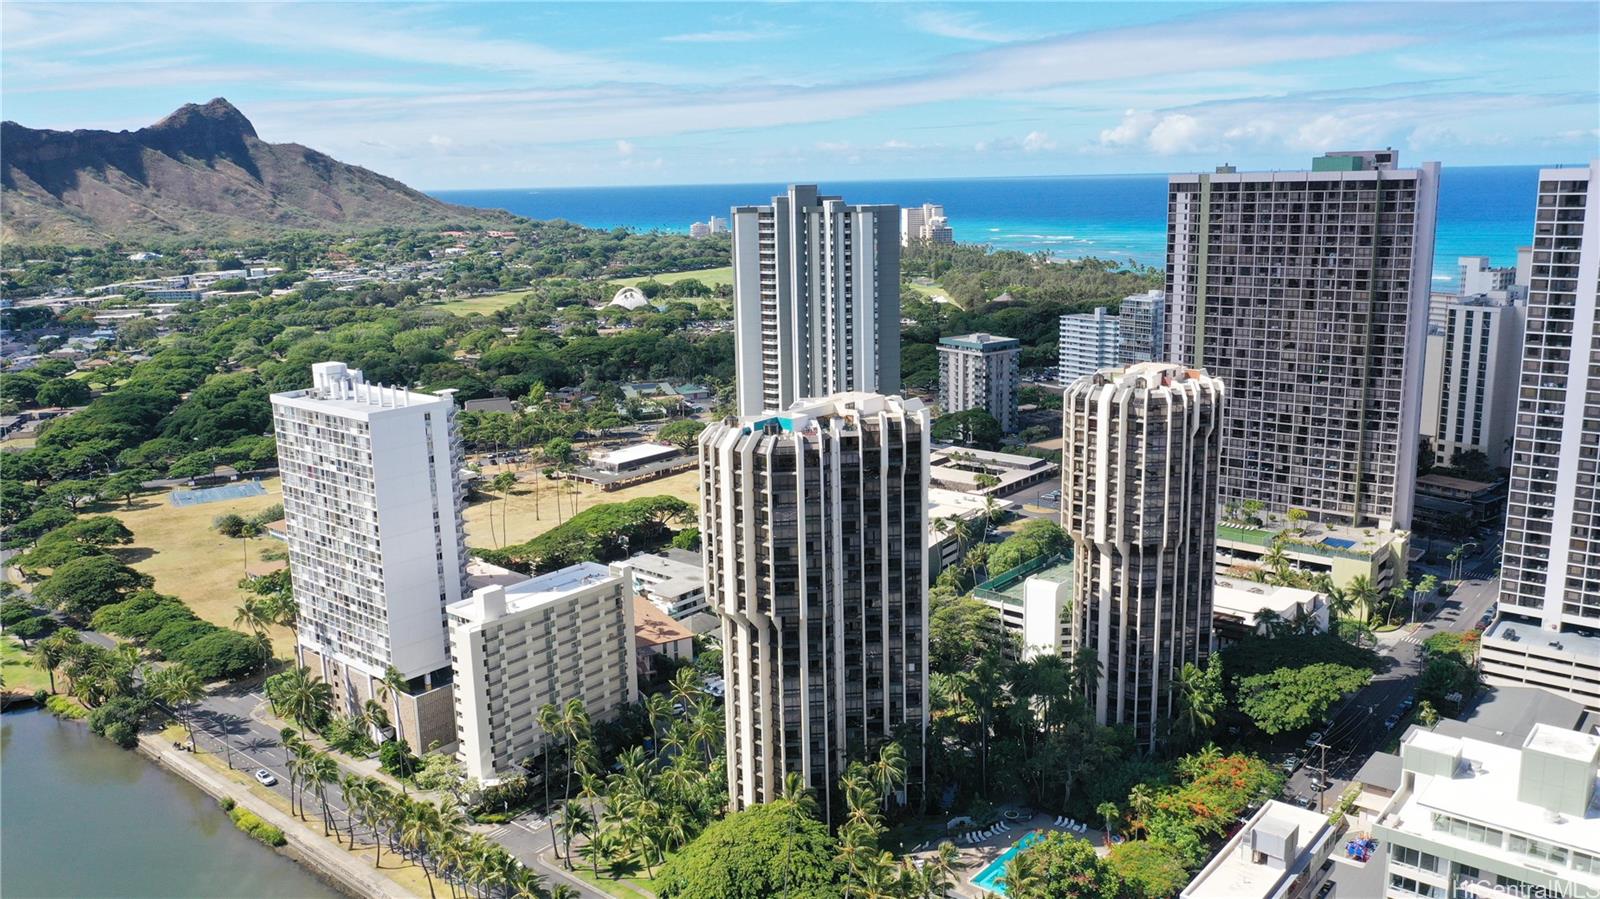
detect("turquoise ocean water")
[435,165,1548,290]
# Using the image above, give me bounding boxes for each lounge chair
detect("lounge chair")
[1078,823,1089,833]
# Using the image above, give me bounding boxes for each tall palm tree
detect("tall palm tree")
[233,597,273,635]
[364,698,392,742]
[32,635,67,694]
[869,742,907,814]
[780,770,819,819]
[1003,849,1043,898]
[278,666,332,730]
[375,665,411,749]
[399,801,441,899]
[1345,575,1380,624]
[923,841,962,898]
[644,692,673,756]
[668,666,702,712]
[287,741,315,818]
[148,663,205,745]
[1127,783,1155,837]
[557,699,590,808]
[535,703,563,856]
[555,801,594,871]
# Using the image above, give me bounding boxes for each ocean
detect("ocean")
[434,165,1544,290]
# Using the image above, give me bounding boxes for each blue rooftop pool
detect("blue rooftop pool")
[970,831,1044,895]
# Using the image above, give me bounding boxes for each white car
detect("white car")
[254,768,279,787]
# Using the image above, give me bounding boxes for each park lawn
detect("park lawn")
[566,853,669,898]
[904,279,956,307]
[436,290,535,316]
[608,266,733,290]
[103,479,295,658]
[464,468,699,551]
[1,636,51,694]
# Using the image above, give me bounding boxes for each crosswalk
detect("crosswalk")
[1460,562,1499,580]
[1397,632,1425,646]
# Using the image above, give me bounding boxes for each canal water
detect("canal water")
[1,707,340,898]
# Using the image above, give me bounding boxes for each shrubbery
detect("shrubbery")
[228,806,287,847]
[90,591,263,681]
[379,739,420,778]
[45,694,87,719]
[88,695,150,748]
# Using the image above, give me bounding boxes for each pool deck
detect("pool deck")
[908,811,1110,897]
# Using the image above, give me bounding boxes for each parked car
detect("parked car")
[1282,756,1303,774]
[254,769,279,787]
[1304,731,1325,749]
[1384,714,1401,730]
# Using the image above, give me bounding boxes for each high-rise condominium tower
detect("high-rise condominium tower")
[1482,161,1600,713]
[271,361,466,751]
[1166,150,1439,530]
[699,393,929,819]
[938,332,1021,432]
[1063,363,1223,751]
[732,185,901,416]
[1117,289,1166,366]
[1420,294,1524,467]
[1059,306,1121,382]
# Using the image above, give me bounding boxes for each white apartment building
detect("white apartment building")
[1487,161,1600,713]
[617,548,706,620]
[973,555,1074,661]
[1373,724,1600,899]
[1420,294,1524,467]
[271,361,466,752]
[1058,306,1121,382]
[937,332,1021,433]
[1167,150,1439,531]
[1181,800,1336,899]
[1459,255,1518,296]
[448,563,638,785]
[699,392,930,821]
[901,203,953,245]
[1117,289,1166,366]
[1063,363,1223,751]
[732,185,901,416]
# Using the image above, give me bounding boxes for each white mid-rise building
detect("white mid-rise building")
[1063,363,1223,751]
[1181,800,1337,899]
[1117,289,1165,366]
[1058,306,1121,382]
[699,392,930,821]
[732,185,901,416]
[937,332,1021,433]
[901,203,953,245]
[618,548,706,620]
[448,563,638,785]
[1373,724,1600,899]
[1487,160,1600,713]
[1420,294,1524,467]
[1458,254,1518,296]
[271,361,466,752]
[973,555,1075,661]
[1167,150,1439,531]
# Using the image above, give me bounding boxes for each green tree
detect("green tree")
[1108,839,1190,899]
[1005,831,1120,899]
[36,377,92,408]
[34,555,152,617]
[148,663,206,744]
[930,408,1003,450]
[656,799,842,899]
[1237,663,1373,734]
[658,418,706,451]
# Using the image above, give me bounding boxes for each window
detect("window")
[1429,813,1503,847]
[1392,846,1440,873]
[1508,834,1569,866]
[1389,874,1444,898]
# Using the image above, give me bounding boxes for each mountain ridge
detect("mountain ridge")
[1,98,515,246]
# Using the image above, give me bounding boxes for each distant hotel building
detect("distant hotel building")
[1058,306,1120,382]
[901,203,953,245]
[1166,150,1439,531]
[732,185,901,416]
[689,215,728,239]
[937,332,1021,432]
[699,393,930,820]
[1117,289,1165,366]
[1420,294,1524,468]
[1484,161,1600,713]
[1063,363,1222,751]
[271,361,466,752]
[448,563,638,784]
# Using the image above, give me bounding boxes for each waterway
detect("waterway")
[1,707,339,899]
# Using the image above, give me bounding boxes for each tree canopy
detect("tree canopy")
[656,799,842,899]
[1236,663,1373,735]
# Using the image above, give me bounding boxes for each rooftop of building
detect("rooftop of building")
[1355,751,1403,792]
[1213,577,1324,618]
[272,360,453,417]
[939,332,1020,351]
[1182,800,1333,899]
[616,551,703,600]
[450,561,617,624]
[1382,725,1600,860]
[732,392,926,436]
[1216,519,1402,561]
[1415,473,1502,496]
[1483,615,1600,666]
[1433,684,1591,750]
[974,554,1074,607]
[633,596,694,648]
[595,442,680,467]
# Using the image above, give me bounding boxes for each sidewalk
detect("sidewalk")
[139,734,415,899]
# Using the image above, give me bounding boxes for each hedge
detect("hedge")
[228,806,287,847]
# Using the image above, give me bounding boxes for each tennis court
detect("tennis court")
[169,481,269,507]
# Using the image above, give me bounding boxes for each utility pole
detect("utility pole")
[1311,742,1330,813]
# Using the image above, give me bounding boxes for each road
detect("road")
[1281,561,1501,812]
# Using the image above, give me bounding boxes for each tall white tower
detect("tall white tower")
[732,185,901,416]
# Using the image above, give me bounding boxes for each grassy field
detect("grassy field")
[104,479,296,657]
[904,278,956,307]
[0,435,38,451]
[607,266,733,290]
[1,636,51,694]
[464,468,699,550]
[435,290,535,316]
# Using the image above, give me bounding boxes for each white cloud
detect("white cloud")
[1147,115,1204,154]
[815,140,853,152]
[661,29,787,44]
[616,139,636,157]
[1099,110,1154,146]
[882,139,915,150]
[428,134,454,149]
[908,10,1022,43]
[1022,131,1056,152]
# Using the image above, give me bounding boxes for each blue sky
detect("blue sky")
[3,2,1596,189]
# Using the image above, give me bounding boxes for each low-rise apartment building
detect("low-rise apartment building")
[973,555,1074,660]
[1216,521,1408,595]
[1181,800,1337,899]
[448,562,638,785]
[617,548,706,620]
[1373,724,1600,899]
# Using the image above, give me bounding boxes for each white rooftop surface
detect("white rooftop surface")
[1526,722,1600,763]
[273,383,452,418]
[928,487,1014,520]
[626,551,703,599]
[466,558,530,590]
[449,562,617,623]
[598,443,679,466]
[1394,730,1600,857]
[1184,801,1329,899]
[1213,577,1323,618]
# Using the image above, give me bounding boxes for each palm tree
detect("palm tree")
[854,850,901,899]
[780,770,819,819]
[557,699,590,807]
[923,841,962,898]
[305,753,339,837]
[340,775,367,850]
[288,741,316,818]
[364,698,392,742]
[1097,801,1121,837]
[644,692,673,756]
[1127,784,1155,837]
[279,726,300,765]
[668,666,702,712]
[869,741,907,814]
[536,703,563,856]
[32,635,67,694]
[555,800,594,871]
[399,801,441,899]
[375,665,411,749]
[1175,662,1220,746]
[1346,575,1380,624]
[148,663,205,745]
[233,597,273,635]
[579,827,617,878]
[1003,848,1042,898]
[279,666,332,730]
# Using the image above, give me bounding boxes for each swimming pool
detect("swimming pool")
[970,831,1044,895]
